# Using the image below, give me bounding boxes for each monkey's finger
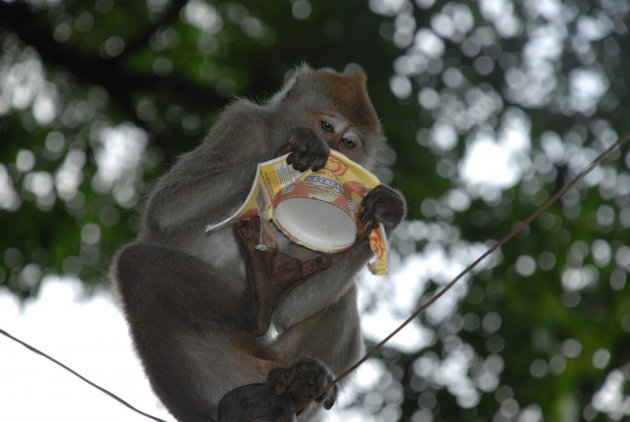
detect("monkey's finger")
[360,185,390,223]
[301,255,332,277]
[287,147,328,172]
[359,202,375,224]
[286,151,297,166]
[360,193,376,223]
[310,153,328,172]
[295,160,312,172]
[301,144,329,171]
[286,153,310,172]
[323,381,337,410]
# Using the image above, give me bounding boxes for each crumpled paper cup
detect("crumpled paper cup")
[206,150,390,275]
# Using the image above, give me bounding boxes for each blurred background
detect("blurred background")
[1,0,629,421]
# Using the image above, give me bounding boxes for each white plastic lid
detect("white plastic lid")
[273,197,356,252]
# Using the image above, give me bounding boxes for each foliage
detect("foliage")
[0,0,629,420]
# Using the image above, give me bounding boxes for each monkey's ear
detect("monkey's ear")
[268,64,311,105]
[296,62,314,73]
[346,71,368,88]
[343,63,368,81]
[268,75,298,104]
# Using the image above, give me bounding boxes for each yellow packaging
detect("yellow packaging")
[205,150,390,275]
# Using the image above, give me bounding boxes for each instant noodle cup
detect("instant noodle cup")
[272,174,360,253]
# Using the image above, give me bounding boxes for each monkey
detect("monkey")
[111,64,406,422]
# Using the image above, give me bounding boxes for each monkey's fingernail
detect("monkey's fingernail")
[361,199,366,207]
[360,213,367,222]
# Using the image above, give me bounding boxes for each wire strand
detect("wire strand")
[0,328,169,422]
[328,129,630,390]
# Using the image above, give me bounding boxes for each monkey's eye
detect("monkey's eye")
[320,120,334,133]
[342,137,357,149]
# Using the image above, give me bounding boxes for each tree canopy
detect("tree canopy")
[1,0,629,421]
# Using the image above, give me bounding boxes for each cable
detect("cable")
[326,129,630,393]
[0,328,169,422]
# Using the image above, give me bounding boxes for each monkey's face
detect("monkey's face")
[276,65,389,171]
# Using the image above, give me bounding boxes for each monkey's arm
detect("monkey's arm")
[144,102,280,234]
[144,104,330,236]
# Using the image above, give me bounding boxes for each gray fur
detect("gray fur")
[111,65,403,422]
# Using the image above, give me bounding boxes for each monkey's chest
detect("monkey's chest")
[185,227,246,277]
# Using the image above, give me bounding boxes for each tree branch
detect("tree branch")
[118,0,188,59]
[0,0,231,156]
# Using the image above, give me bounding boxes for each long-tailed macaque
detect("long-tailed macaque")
[112,64,406,422]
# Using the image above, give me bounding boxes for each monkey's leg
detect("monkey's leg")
[271,285,364,420]
[115,242,285,422]
[115,242,251,330]
[235,218,331,336]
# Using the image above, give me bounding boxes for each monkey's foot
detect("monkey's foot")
[235,218,332,337]
[267,358,338,413]
[254,249,331,336]
[216,358,336,422]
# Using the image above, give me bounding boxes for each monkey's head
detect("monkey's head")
[271,65,392,174]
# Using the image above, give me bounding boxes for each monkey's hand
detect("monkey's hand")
[267,358,338,414]
[277,127,330,172]
[360,184,406,231]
